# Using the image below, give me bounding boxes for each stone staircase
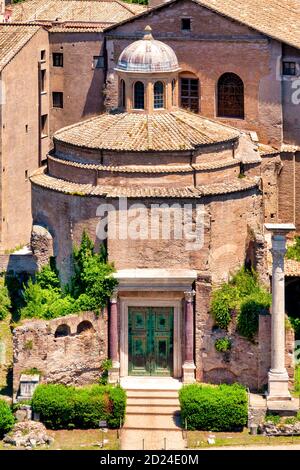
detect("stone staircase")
[125,389,181,430]
[120,378,185,450]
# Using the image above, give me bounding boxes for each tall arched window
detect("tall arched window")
[217,73,244,118]
[134,81,144,109]
[120,79,126,108]
[154,81,165,109]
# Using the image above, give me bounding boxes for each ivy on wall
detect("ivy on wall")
[210,268,271,341]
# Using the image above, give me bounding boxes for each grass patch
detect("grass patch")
[0,314,13,396]
[187,429,300,448]
[0,428,120,450]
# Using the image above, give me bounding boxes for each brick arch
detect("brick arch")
[54,324,71,338]
[77,320,94,335]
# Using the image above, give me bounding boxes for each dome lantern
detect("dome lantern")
[115,26,180,113]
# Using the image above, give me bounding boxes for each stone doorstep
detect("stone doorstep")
[127,398,179,406]
[126,390,179,398]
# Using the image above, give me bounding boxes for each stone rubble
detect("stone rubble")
[3,421,54,448]
[259,421,300,436]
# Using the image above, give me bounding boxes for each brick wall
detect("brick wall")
[13,310,108,397]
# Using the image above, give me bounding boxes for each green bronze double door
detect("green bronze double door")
[128,306,174,376]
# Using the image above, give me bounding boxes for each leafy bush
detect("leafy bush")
[179,383,247,431]
[211,284,239,329]
[265,413,281,425]
[237,290,271,340]
[286,236,300,262]
[20,231,117,320]
[0,400,14,437]
[31,383,126,430]
[215,337,232,352]
[295,365,300,396]
[99,359,113,385]
[210,267,271,339]
[289,317,300,338]
[0,277,11,320]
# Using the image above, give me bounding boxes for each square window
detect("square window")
[283,61,296,76]
[52,92,63,108]
[181,18,191,31]
[53,52,63,67]
[93,56,105,69]
[41,114,48,137]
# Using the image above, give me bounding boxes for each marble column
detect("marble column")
[265,224,295,401]
[182,289,196,383]
[108,288,120,384]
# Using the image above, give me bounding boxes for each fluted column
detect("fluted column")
[182,289,196,383]
[108,288,120,384]
[265,223,295,401]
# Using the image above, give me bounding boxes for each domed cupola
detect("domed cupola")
[115,26,180,113]
[115,25,180,74]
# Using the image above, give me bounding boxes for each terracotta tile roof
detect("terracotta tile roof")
[258,144,279,157]
[281,143,300,153]
[54,110,239,152]
[106,0,300,50]
[9,0,145,24]
[31,166,259,198]
[0,24,41,71]
[49,153,239,172]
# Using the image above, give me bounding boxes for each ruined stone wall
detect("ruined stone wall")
[13,311,108,397]
[195,276,295,391]
[105,0,283,146]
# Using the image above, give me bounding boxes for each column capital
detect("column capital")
[110,288,118,304]
[184,289,196,303]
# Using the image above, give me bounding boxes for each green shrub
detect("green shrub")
[215,337,232,352]
[237,290,271,341]
[211,284,239,329]
[289,317,300,338]
[210,267,271,339]
[179,383,247,431]
[31,383,126,430]
[0,400,14,437]
[0,277,11,320]
[295,365,300,396]
[99,359,113,385]
[265,413,281,425]
[20,231,117,320]
[286,236,300,262]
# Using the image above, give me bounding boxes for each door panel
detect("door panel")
[128,306,174,376]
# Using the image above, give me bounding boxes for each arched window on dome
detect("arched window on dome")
[134,81,144,109]
[172,79,176,106]
[217,73,244,119]
[120,79,126,108]
[153,81,165,109]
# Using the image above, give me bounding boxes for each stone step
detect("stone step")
[126,389,179,399]
[127,397,180,406]
[127,405,180,415]
[124,413,182,430]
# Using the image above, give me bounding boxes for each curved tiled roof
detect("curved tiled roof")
[116,26,180,73]
[54,110,239,152]
[48,154,239,172]
[31,167,259,198]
